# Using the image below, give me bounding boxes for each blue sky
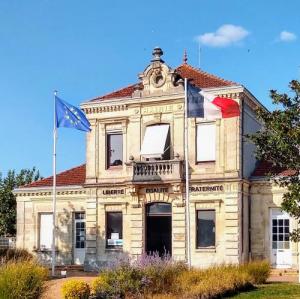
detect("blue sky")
[0,0,299,177]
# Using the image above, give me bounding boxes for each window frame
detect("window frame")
[141,123,171,161]
[106,131,123,169]
[106,211,123,249]
[196,122,216,163]
[74,212,86,249]
[39,212,53,251]
[196,209,216,249]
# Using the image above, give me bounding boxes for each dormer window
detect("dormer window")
[140,124,170,160]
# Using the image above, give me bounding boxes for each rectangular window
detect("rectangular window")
[196,210,216,248]
[107,133,123,168]
[39,213,53,250]
[196,123,216,162]
[140,124,170,160]
[74,212,85,249]
[106,212,123,248]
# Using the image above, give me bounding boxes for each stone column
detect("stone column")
[172,196,186,261]
[130,189,144,257]
[224,183,241,264]
[84,188,98,271]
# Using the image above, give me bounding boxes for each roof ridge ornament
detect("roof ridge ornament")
[151,47,164,63]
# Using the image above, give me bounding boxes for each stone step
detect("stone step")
[55,265,84,271]
[271,268,298,276]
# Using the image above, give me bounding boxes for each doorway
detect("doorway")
[146,202,172,256]
[73,212,86,265]
[270,208,292,268]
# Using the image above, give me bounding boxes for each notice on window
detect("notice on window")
[111,233,119,240]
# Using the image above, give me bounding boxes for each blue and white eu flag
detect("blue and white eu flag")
[55,96,91,132]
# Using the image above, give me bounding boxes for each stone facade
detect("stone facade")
[15,48,298,270]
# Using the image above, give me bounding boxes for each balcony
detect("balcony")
[130,159,184,183]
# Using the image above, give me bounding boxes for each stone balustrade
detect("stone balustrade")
[131,159,183,182]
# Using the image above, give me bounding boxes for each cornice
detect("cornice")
[15,185,85,197]
[81,86,246,116]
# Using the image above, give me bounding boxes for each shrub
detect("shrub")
[92,264,144,298]
[92,254,187,298]
[62,279,90,299]
[134,253,187,295]
[92,258,269,298]
[0,260,48,299]
[242,260,271,284]
[0,248,33,264]
[176,265,253,298]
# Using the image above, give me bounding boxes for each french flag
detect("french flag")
[187,84,240,119]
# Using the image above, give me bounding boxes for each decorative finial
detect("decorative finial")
[183,49,188,64]
[151,47,164,63]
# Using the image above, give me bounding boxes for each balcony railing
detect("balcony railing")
[131,159,183,182]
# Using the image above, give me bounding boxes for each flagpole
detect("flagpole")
[184,78,191,268]
[51,90,57,277]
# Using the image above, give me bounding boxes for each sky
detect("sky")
[0,0,299,178]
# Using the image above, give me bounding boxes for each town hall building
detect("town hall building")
[14,48,298,270]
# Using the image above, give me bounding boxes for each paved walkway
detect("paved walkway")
[268,272,298,283]
[42,270,97,299]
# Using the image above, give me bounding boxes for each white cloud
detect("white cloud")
[279,31,297,42]
[195,24,249,47]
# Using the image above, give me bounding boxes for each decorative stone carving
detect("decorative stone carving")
[138,47,183,96]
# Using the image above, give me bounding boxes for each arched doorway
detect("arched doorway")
[146,202,172,256]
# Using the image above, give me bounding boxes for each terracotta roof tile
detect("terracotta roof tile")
[251,161,296,177]
[175,64,237,88]
[88,64,237,102]
[23,164,86,188]
[89,83,143,102]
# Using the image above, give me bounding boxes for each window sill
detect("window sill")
[195,247,216,253]
[105,248,123,252]
[196,161,216,165]
[106,166,123,171]
[34,249,59,253]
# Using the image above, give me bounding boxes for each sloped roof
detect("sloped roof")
[176,64,237,88]
[251,161,296,178]
[88,63,237,102]
[23,164,86,188]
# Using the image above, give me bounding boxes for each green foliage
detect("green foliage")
[249,80,300,240]
[0,248,33,265]
[0,260,48,299]
[0,167,42,236]
[230,283,300,298]
[62,279,90,299]
[241,260,271,284]
[92,265,145,298]
[176,265,253,298]
[90,260,268,299]
[92,259,187,298]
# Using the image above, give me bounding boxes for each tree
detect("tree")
[249,80,300,240]
[0,168,42,236]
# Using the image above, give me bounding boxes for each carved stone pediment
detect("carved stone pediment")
[136,47,183,97]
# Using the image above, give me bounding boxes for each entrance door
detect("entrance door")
[73,212,86,265]
[146,203,172,256]
[270,209,292,268]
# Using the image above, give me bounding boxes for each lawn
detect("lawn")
[229,282,300,298]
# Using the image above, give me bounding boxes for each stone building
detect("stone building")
[14,48,299,270]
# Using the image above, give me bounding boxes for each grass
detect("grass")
[228,282,300,298]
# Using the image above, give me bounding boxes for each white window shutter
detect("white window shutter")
[197,123,216,162]
[40,214,53,250]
